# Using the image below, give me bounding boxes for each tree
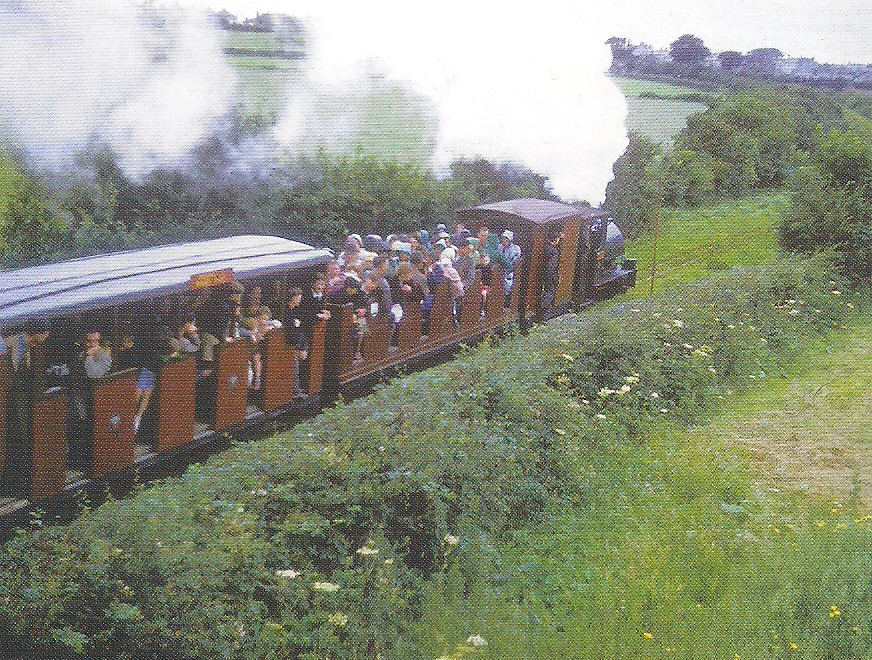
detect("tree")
[448,158,558,207]
[718,50,744,71]
[669,34,711,67]
[779,129,872,280]
[604,132,661,234]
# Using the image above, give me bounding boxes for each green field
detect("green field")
[221,30,281,51]
[611,75,709,145]
[623,191,786,297]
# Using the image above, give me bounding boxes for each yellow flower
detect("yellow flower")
[466,635,488,647]
[328,611,349,626]
[444,534,460,546]
[643,632,653,639]
[816,521,826,528]
[790,642,798,650]
[356,546,379,556]
[554,428,566,435]
[312,582,340,592]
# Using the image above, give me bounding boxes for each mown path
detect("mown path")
[691,320,872,505]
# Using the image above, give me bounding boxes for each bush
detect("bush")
[0,258,861,659]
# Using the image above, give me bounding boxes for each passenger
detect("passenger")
[283,286,307,397]
[329,275,367,361]
[370,255,393,317]
[499,230,522,303]
[4,319,50,491]
[325,259,345,295]
[241,305,277,392]
[118,322,168,435]
[440,256,464,327]
[408,254,430,301]
[171,314,203,356]
[296,274,332,362]
[337,236,362,270]
[80,329,112,380]
[541,231,562,316]
[455,240,476,293]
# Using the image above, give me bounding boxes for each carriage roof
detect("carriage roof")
[0,235,332,330]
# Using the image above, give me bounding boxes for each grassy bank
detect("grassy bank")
[0,256,865,659]
[623,191,786,298]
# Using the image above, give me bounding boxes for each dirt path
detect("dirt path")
[695,324,872,504]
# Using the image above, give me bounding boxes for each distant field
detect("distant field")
[623,191,787,297]
[221,30,280,51]
[611,75,708,145]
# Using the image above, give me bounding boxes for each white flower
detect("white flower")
[617,384,631,394]
[672,319,684,328]
[683,343,694,350]
[631,308,641,313]
[789,309,800,316]
[727,324,736,330]
[466,635,488,647]
[596,413,607,420]
[328,611,349,626]
[384,558,394,565]
[598,387,615,398]
[561,353,575,362]
[312,582,340,592]
[624,375,639,384]
[708,366,717,373]
[275,569,301,579]
[660,408,668,414]
[356,546,379,556]
[650,392,660,399]
[832,290,842,296]
[444,534,460,546]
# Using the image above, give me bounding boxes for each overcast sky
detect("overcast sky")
[183,0,872,65]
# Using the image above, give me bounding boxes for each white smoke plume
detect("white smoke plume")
[0,0,236,179]
[269,1,629,202]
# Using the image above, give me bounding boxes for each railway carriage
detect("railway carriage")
[0,199,635,512]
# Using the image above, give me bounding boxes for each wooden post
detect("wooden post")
[263,329,295,412]
[427,284,454,343]
[556,219,579,308]
[461,271,483,331]
[30,387,67,501]
[307,320,327,396]
[361,312,391,366]
[213,339,250,433]
[485,265,505,325]
[91,370,137,479]
[397,302,422,357]
[157,358,196,453]
[336,304,355,383]
[527,227,545,322]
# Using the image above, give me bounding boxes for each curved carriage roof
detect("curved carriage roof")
[458,198,606,225]
[0,235,332,330]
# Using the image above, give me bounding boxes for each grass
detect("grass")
[610,76,707,99]
[611,75,709,145]
[623,191,786,298]
[221,30,281,51]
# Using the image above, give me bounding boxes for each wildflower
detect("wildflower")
[683,343,694,350]
[832,290,842,296]
[631,308,641,313]
[847,302,855,309]
[444,534,459,545]
[466,635,488,647]
[624,375,639,383]
[650,392,660,399]
[790,642,798,650]
[672,319,683,328]
[561,353,575,362]
[249,489,268,496]
[556,373,570,385]
[708,366,717,374]
[728,324,736,329]
[328,611,349,626]
[660,408,668,414]
[275,569,300,579]
[816,521,826,528]
[596,413,607,420]
[829,606,841,618]
[598,387,615,398]
[312,582,340,592]
[789,309,800,316]
[643,632,653,639]
[384,558,394,565]
[554,428,566,435]
[581,399,590,405]
[356,546,379,556]
[617,384,631,394]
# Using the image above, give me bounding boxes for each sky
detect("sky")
[187,0,872,65]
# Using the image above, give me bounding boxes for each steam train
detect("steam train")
[0,198,636,513]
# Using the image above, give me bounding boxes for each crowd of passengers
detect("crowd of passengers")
[0,224,523,483]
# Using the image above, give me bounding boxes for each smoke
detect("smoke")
[0,0,628,204]
[271,1,629,202]
[0,0,236,179]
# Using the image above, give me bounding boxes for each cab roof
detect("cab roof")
[0,235,332,331]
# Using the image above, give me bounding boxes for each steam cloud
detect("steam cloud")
[0,0,628,203]
[0,0,235,179]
